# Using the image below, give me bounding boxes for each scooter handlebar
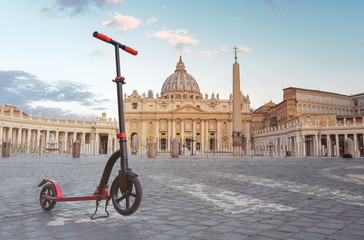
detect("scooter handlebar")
[93,31,138,56]
[122,46,138,56]
[93,31,111,43]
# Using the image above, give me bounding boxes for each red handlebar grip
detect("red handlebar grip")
[124,46,138,56]
[93,31,111,43]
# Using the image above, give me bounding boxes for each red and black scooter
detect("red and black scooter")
[38,31,142,219]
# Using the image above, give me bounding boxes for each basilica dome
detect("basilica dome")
[161,57,201,98]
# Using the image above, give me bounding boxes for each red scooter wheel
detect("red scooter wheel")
[110,175,142,216]
[40,183,57,211]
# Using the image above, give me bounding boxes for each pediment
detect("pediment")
[172,104,205,113]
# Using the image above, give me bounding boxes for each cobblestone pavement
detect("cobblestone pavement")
[0,155,363,240]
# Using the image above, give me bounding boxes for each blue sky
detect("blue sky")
[1,0,363,119]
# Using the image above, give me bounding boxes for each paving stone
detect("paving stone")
[294,231,325,240]
[279,225,301,233]
[219,233,247,240]
[307,226,337,235]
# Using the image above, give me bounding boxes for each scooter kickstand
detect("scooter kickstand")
[90,199,110,220]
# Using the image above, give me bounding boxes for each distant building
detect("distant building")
[252,87,364,157]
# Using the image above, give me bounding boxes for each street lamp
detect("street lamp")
[186,136,197,156]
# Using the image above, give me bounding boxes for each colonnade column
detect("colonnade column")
[0,126,3,142]
[55,131,59,146]
[64,132,68,152]
[36,130,40,147]
[46,130,50,146]
[26,129,31,153]
[8,127,13,142]
[80,132,85,146]
[17,128,22,144]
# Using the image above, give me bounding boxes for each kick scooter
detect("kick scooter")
[38,31,142,219]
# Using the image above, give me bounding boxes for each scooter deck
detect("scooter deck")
[42,195,110,202]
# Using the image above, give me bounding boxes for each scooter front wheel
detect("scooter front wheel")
[40,183,57,211]
[111,175,142,216]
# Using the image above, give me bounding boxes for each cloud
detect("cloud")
[237,46,253,53]
[146,16,157,26]
[0,70,110,118]
[148,28,198,49]
[198,50,219,58]
[220,44,228,52]
[43,0,124,17]
[102,14,142,31]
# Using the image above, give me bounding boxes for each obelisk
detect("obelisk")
[233,47,242,155]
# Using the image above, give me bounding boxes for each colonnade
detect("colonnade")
[255,132,364,157]
[0,126,116,155]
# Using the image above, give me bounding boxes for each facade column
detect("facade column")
[167,119,171,143]
[140,120,144,144]
[192,119,195,152]
[335,134,339,157]
[205,120,209,149]
[181,119,184,143]
[0,126,3,142]
[172,119,175,140]
[201,119,204,153]
[155,119,159,142]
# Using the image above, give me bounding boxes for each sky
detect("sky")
[1,0,363,120]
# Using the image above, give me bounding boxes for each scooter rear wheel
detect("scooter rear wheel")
[40,183,57,211]
[111,175,142,216]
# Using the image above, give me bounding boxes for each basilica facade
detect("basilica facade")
[123,57,251,154]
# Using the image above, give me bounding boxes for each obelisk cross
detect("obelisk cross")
[234,46,238,62]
